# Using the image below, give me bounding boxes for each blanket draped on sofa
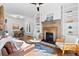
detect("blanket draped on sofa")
[0,36,30,56]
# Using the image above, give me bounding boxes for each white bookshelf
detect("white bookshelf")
[62,4,78,36]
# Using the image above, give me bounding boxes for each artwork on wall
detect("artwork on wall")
[46,13,53,21]
[12,24,19,30]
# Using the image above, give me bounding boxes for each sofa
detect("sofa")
[0,36,32,56]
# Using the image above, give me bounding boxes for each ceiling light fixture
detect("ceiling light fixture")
[31,3,43,12]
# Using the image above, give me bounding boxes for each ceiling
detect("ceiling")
[4,3,37,18]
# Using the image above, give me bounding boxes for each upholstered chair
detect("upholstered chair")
[56,35,79,55]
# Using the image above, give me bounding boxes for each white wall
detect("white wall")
[6,16,24,35]
[78,4,79,37]
[6,3,79,38]
[6,16,34,36]
[40,3,62,21]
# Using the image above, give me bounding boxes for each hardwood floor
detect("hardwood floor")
[8,47,77,56]
[54,47,77,56]
[4,38,77,56]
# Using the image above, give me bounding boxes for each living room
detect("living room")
[0,3,79,56]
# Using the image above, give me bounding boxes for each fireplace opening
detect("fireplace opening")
[42,32,55,44]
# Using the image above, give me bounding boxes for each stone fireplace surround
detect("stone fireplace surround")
[42,20,61,44]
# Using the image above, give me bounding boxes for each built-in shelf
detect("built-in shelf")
[63,4,78,36]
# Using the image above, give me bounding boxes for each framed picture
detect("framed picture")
[46,13,53,21]
[13,25,19,30]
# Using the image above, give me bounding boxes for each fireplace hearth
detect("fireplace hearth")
[42,32,55,44]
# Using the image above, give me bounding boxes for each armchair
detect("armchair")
[56,35,79,55]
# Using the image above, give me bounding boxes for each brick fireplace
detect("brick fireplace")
[42,20,61,44]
